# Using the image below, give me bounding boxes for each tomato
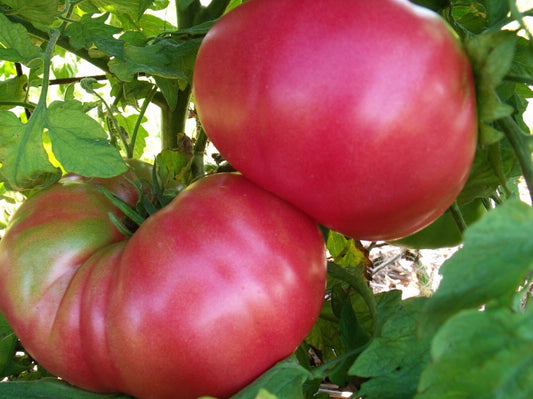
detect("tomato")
[0,172,327,399]
[389,199,487,249]
[193,0,478,241]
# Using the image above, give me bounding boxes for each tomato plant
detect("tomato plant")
[193,0,478,241]
[0,171,327,399]
[1,1,533,398]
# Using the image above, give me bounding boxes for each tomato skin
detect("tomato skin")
[193,0,478,241]
[0,172,326,399]
[0,177,133,390]
[388,199,487,249]
[107,173,327,398]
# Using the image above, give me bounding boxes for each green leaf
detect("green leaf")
[479,122,505,145]
[177,0,196,9]
[457,143,520,204]
[451,3,489,34]
[511,37,533,83]
[0,14,42,65]
[350,293,430,399]
[481,0,510,26]
[0,312,17,377]
[110,13,176,37]
[225,0,244,13]
[416,307,533,399]
[0,109,61,190]
[0,76,27,109]
[117,114,148,159]
[136,13,177,36]
[466,30,517,135]
[0,377,133,398]
[107,38,202,83]
[154,75,181,109]
[155,140,194,190]
[326,231,366,268]
[84,0,156,20]
[327,262,377,335]
[46,100,128,178]
[0,0,60,26]
[409,1,448,11]
[230,359,312,399]
[421,200,533,335]
[64,13,123,50]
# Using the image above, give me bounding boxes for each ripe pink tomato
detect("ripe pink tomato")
[193,0,477,240]
[0,172,327,399]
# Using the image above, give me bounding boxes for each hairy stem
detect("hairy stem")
[192,127,208,179]
[449,201,467,234]
[127,85,158,158]
[497,116,533,205]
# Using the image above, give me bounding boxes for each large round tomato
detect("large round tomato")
[193,0,478,241]
[0,172,327,399]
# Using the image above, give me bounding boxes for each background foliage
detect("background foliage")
[1,0,533,398]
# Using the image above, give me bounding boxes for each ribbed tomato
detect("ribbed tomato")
[0,171,326,399]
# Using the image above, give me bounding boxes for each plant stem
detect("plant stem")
[160,86,192,150]
[497,116,533,205]
[192,127,208,178]
[156,0,200,150]
[127,85,158,158]
[505,73,533,86]
[449,201,467,234]
[0,101,37,110]
[509,0,533,41]
[39,29,61,107]
[488,143,512,197]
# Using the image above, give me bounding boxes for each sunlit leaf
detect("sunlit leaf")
[46,101,128,178]
[0,76,27,109]
[107,38,201,83]
[0,109,61,190]
[0,0,60,26]
[0,14,42,65]
[64,13,122,50]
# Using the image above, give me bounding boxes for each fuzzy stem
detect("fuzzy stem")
[497,116,533,205]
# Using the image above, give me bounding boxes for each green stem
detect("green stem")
[504,74,533,86]
[0,101,37,110]
[176,0,201,29]
[158,0,202,150]
[199,0,232,21]
[160,85,192,150]
[509,0,533,41]
[192,127,208,178]
[485,7,533,32]
[497,116,533,205]
[449,201,467,234]
[488,142,512,197]
[87,87,129,151]
[39,29,61,107]
[160,0,230,151]
[127,85,158,158]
